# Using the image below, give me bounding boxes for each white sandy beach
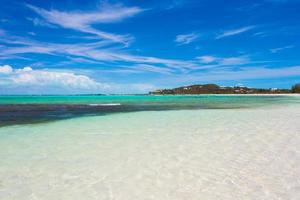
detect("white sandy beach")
[0,103,300,199]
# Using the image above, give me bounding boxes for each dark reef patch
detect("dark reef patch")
[0,95,297,127]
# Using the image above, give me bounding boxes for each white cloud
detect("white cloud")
[0,65,158,94]
[201,66,300,81]
[270,45,294,53]
[27,3,143,44]
[120,64,174,74]
[26,17,56,28]
[28,32,36,36]
[0,36,197,71]
[175,33,199,45]
[253,31,268,37]
[135,64,173,74]
[197,55,249,65]
[161,66,300,85]
[16,66,33,73]
[219,57,249,65]
[0,35,259,74]
[197,56,217,63]
[0,65,13,74]
[0,32,267,75]
[12,70,103,90]
[216,26,255,39]
[0,66,109,90]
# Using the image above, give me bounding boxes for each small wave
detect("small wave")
[88,103,121,106]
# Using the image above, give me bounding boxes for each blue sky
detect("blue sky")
[0,0,300,94]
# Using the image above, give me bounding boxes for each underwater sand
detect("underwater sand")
[0,96,300,199]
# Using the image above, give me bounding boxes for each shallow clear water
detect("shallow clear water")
[1,95,299,126]
[0,94,299,105]
[0,95,300,199]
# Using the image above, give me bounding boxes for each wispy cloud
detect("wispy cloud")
[253,31,268,37]
[162,66,300,85]
[270,45,294,53]
[166,0,187,10]
[175,33,199,45]
[219,57,250,65]
[27,32,36,36]
[1,33,269,76]
[216,26,256,39]
[266,0,300,3]
[0,31,275,78]
[0,55,32,61]
[26,17,57,28]
[201,66,300,81]
[197,55,250,65]
[0,29,5,36]
[0,19,8,23]
[264,0,293,3]
[197,56,217,64]
[26,3,144,44]
[122,64,174,75]
[0,34,198,71]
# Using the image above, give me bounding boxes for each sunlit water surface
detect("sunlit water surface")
[0,95,300,199]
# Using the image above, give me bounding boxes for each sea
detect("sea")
[0,95,300,199]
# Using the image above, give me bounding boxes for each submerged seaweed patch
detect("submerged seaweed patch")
[0,95,298,127]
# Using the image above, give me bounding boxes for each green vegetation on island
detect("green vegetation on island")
[150,83,300,95]
[291,83,300,93]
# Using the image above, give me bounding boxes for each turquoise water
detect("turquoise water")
[0,95,300,199]
[0,94,299,105]
[0,98,300,199]
[0,95,299,126]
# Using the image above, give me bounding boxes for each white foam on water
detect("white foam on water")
[0,103,300,200]
[88,103,121,106]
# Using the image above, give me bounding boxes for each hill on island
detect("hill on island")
[149,84,293,95]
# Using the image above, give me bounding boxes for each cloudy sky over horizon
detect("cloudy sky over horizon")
[0,0,300,94]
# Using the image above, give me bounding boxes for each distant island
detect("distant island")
[150,83,300,95]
